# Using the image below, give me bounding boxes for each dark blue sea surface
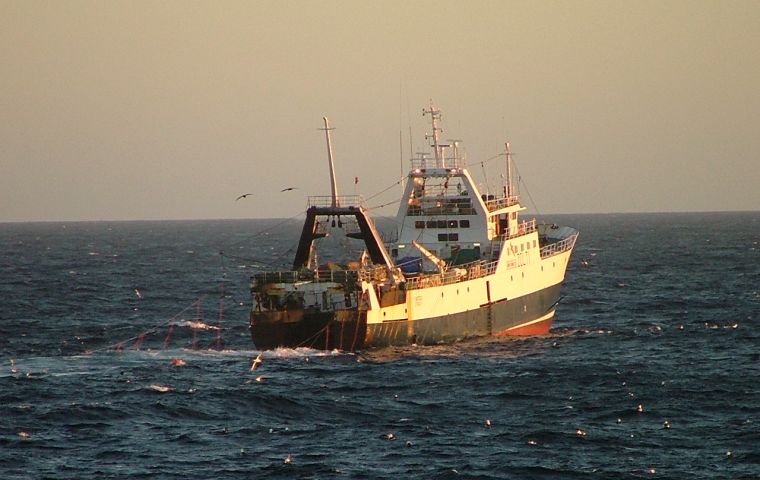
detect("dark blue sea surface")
[1,212,759,479]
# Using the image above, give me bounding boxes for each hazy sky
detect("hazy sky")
[2,0,759,222]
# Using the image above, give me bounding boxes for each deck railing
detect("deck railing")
[404,258,499,291]
[484,195,520,212]
[252,271,304,285]
[410,156,463,170]
[505,219,536,239]
[307,195,365,208]
[539,233,578,259]
[252,269,360,286]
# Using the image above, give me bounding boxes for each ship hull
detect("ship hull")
[366,282,561,347]
[250,282,561,351]
[250,308,367,351]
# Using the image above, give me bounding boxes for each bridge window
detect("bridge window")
[438,233,459,241]
[425,220,465,229]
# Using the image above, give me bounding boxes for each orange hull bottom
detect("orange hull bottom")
[493,316,553,336]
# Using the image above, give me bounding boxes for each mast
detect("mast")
[423,101,443,167]
[321,117,340,207]
[505,142,514,199]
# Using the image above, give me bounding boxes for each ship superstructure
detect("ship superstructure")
[391,104,521,270]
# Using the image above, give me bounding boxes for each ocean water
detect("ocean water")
[1,212,759,479]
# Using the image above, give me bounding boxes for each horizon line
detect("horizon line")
[2,208,759,225]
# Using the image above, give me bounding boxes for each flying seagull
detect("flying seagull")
[250,352,263,371]
[235,193,253,201]
[280,187,297,192]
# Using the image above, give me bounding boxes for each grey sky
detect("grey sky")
[2,0,758,222]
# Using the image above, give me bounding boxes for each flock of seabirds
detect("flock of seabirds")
[235,187,297,202]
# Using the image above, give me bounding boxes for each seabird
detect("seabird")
[149,384,175,393]
[186,320,218,331]
[235,193,253,201]
[250,352,263,371]
[280,187,297,192]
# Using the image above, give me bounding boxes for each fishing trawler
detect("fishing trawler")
[249,104,578,351]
